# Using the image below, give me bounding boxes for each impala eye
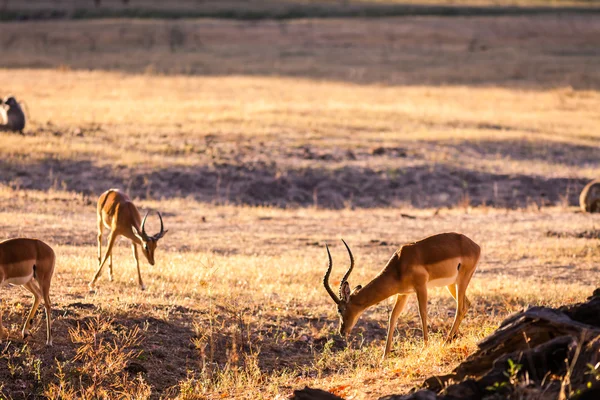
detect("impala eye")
[144,244,149,251]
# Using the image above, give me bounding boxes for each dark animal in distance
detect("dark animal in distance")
[580,179,600,213]
[0,96,26,133]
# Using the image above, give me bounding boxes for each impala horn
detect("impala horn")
[140,211,168,240]
[339,239,355,296]
[140,211,150,240]
[323,244,341,305]
[153,211,167,240]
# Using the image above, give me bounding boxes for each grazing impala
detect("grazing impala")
[323,233,480,358]
[0,238,55,346]
[90,189,167,290]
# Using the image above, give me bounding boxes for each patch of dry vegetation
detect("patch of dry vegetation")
[0,188,597,398]
[0,11,598,400]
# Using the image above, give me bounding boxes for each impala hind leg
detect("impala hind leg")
[415,285,429,345]
[90,231,117,289]
[446,269,476,342]
[0,297,6,340]
[447,284,471,313]
[131,243,145,291]
[39,279,53,346]
[383,294,409,359]
[0,275,6,340]
[97,216,104,265]
[445,284,470,342]
[22,281,42,340]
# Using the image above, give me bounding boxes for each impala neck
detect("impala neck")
[350,253,401,309]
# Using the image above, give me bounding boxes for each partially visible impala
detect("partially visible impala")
[90,189,167,290]
[0,238,55,346]
[323,233,480,359]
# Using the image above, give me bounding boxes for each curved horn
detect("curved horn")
[323,244,341,305]
[153,211,167,240]
[140,211,150,238]
[340,239,354,284]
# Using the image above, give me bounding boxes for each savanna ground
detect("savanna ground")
[0,3,599,399]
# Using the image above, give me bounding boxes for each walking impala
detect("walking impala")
[0,238,55,346]
[323,233,480,358]
[89,189,167,290]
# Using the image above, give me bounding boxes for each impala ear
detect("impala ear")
[340,281,351,303]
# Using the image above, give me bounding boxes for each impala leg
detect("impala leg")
[131,243,145,291]
[446,284,461,342]
[415,285,429,345]
[108,253,113,282]
[40,279,53,346]
[0,298,6,340]
[383,294,409,359]
[22,281,42,340]
[97,216,103,265]
[448,284,472,312]
[90,231,117,289]
[446,271,474,342]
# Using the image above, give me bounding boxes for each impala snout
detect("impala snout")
[339,321,351,337]
[339,306,360,336]
[142,240,158,266]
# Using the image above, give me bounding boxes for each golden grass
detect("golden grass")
[0,12,598,400]
[0,185,597,398]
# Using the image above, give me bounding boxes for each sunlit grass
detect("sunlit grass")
[0,185,596,398]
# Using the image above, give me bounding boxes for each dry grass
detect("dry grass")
[0,11,598,400]
[0,188,597,398]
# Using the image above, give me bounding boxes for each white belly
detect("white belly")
[5,272,33,285]
[427,275,457,288]
[1,259,35,286]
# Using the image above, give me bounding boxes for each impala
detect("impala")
[0,238,55,346]
[323,233,480,358]
[89,189,167,290]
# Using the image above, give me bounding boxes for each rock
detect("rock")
[124,362,147,375]
[290,387,344,400]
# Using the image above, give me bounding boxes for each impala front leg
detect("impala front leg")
[383,294,409,359]
[90,231,117,289]
[108,254,113,282]
[131,243,145,291]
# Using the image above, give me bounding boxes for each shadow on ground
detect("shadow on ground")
[0,142,592,209]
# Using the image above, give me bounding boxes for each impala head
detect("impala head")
[323,239,363,336]
[132,211,168,265]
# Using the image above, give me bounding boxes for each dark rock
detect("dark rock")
[124,362,147,375]
[290,387,344,400]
